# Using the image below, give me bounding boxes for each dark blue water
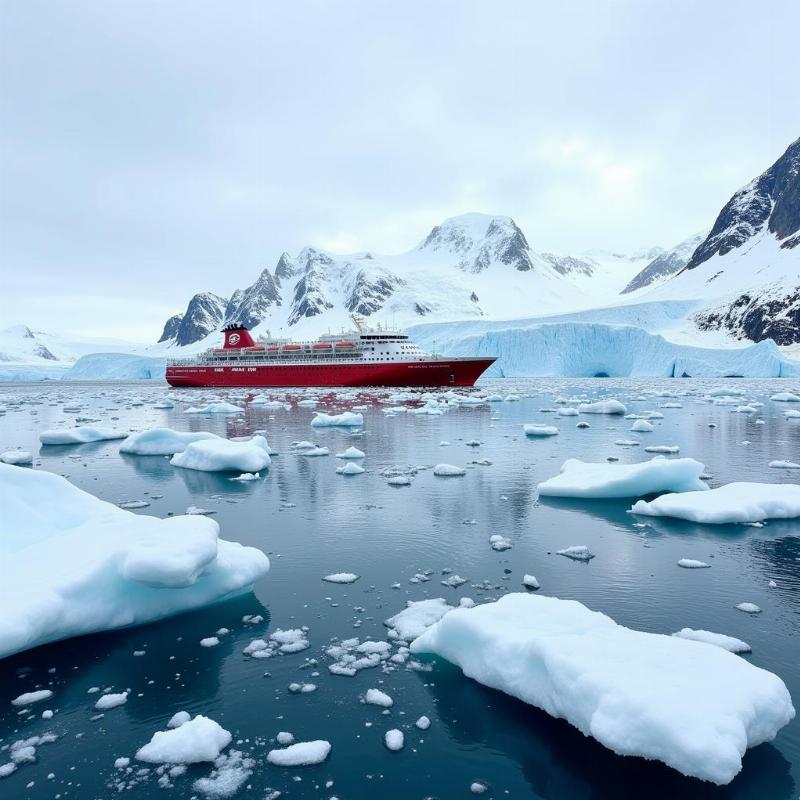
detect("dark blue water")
[1,379,798,799]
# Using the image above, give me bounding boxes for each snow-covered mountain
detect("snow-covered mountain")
[156,213,659,349]
[621,231,709,294]
[644,137,800,344]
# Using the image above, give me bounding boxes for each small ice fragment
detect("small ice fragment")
[384,729,404,751]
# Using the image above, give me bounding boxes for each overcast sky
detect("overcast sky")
[1,0,798,341]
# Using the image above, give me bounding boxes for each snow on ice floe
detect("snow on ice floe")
[336,461,365,475]
[120,428,219,456]
[557,545,594,562]
[577,399,626,415]
[410,593,795,785]
[336,445,365,459]
[672,629,751,654]
[770,392,800,402]
[677,558,710,569]
[184,402,242,414]
[39,425,127,445]
[266,740,331,766]
[0,449,33,465]
[523,424,559,437]
[385,598,453,640]
[311,411,363,427]
[171,435,272,473]
[631,482,800,524]
[434,464,466,476]
[136,714,232,763]
[322,573,360,584]
[0,464,269,658]
[537,456,707,499]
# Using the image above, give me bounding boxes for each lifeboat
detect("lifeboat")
[312,343,332,350]
[283,344,301,351]
[335,341,354,348]
[245,346,265,351]
[267,346,280,352]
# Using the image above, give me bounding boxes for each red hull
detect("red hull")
[166,358,495,388]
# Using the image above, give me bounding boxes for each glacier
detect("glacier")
[64,353,167,381]
[0,463,269,659]
[410,319,800,378]
[410,593,795,785]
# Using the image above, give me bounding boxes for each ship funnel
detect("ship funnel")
[222,324,256,349]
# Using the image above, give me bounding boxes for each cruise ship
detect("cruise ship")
[165,319,495,388]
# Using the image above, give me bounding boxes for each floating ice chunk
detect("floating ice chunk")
[486,395,503,403]
[11,690,53,706]
[615,439,640,447]
[364,688,393,707]
[523,424,558,437]
[630,419,654,433]
[323,573,360,584]
[200,637,220,647]
[785,410,800,418]
[557,407,579,416]
[270,628,310,654]
[673,629,751,653]
[769,460,800,469]
[171,435,272,473]
[136,715,232,763]
[489,534,512,551]
[114,756,130,768]
[470,781,489,794]
[433,464,466,477]
[578,399,626,415]
[736,602,762,614]
[522,574,540,590]
[770,392,800,402]
[644,445,680,454]
[168,711,191,729]
[192,749,254,798]
[411,593,795,785]
[266,740,331,766]
[230,472,260,481]
[336,462,365,475]
[119,500,150,509]
[40,426,126,445]
[0,450,33,465]
[95,691,128,710]
[538,456,706,499]
[631,482,800,524]
[385,598,453,640]
[387,475,411,486]
[734,405,757,414]
[442,574,467,588]
[556,546,594,562]
[120,428,219,456]
[311,411,363,428]
[677,558,710,569]
[276,731,294,745]
[0,464,269,658]
[384,729,404,751]
[336,446,365,459]
[184,402,242,414]
[504,394,520,402]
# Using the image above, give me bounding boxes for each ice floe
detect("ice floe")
[433,464,466,476]
[385,598,453,640]
[311,411,363,427]
[577,399,627,415]
[40,425,127,445]
[523,424,559,436]
[672,628,751,653]
[171,435,272,473]
[538,456,707,499]
[364,688,393,707]
[410,593,794,784]
[384,729,404,751]
[336,445,365,459]
[184,402,242,415]
[120,428,219,456]
[322,573,360,584]
[0,464,268,658]
[677,558,710,569]
[0,449,33,465]
[266,740,331,766]
[631,482,800,524]
[336,462,365,475]
[136,715,232,763]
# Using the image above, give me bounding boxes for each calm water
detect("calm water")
[1,379,798,800]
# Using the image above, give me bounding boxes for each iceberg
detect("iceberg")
[410,593,795,785]
[577,399,627,415]
[184,402,242,414]
[40,425,127,445]
[136,715,232,764]
[63,353,167,381]
[310,411,364,427]
[171,435,272,473]
[631,482,800,523]
[537,456,707,499]
[523,424,559,436]
[120,428,220,456]
[408,318,800,378]
[0,464,269,659]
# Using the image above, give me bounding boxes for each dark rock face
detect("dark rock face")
[158,314,184,343]
[169,293,228,346]
[622,231,707,294]
[345,271,404,316]
[273,253,298,285]
[696,287,800,346]
[225,269,280,329]
[685,138,800,271]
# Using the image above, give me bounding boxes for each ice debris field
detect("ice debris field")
[0,378,799,797]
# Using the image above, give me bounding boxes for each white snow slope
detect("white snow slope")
[0,463,269,658]
[411,593,795,785]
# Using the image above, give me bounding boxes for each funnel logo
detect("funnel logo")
[229,333,240,345]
